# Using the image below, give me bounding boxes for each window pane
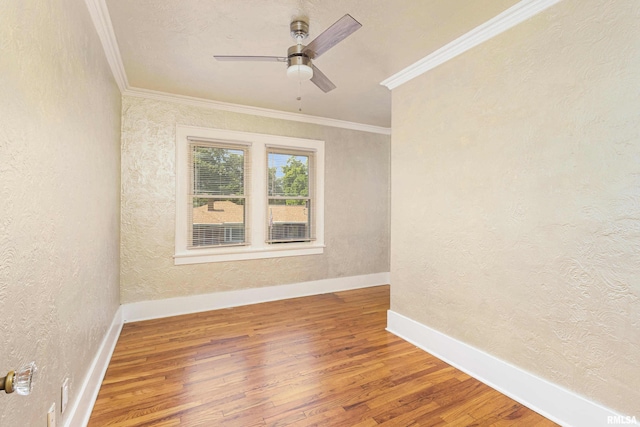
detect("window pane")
[193,146,244,196]
[268,153,309,197]
[267,199,310,242]
[191,198,245,246]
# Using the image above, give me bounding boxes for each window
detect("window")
[189,142,249,248]
[267,149,315,244]
[175,126,324,265]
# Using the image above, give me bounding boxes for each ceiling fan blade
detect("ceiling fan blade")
[214,55,287,62]
[303,14,362,59]
[310,64,336,93]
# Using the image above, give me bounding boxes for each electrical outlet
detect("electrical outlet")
[61,378,69,414]
[47,403,56,427]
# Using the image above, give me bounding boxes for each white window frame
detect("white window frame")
[175,125,325,265]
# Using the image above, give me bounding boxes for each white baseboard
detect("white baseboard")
[64,306,123,427]
[386,310,634,427]
[122,272,390,323]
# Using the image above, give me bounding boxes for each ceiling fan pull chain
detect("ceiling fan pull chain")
[297,77,303,112]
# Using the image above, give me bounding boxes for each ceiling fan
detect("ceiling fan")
[214,14,362,93]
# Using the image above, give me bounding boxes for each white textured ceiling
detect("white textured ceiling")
[105,0,519,127]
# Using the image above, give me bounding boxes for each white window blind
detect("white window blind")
[188,140,250,248]
[266,147,315,243]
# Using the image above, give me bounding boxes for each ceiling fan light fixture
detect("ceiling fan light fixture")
[287,63,313,80]
[287,45,313,81]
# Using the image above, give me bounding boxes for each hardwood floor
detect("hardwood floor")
[88,286,557,426]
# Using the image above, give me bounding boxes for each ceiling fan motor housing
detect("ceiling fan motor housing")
[288,20,312,78]
[286,44,313,80]
[287,44,311,67]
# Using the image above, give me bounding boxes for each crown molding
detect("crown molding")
[84,0,128,91]
[380,0,563,90]
[123,88,392,135]
[83,0,390,134]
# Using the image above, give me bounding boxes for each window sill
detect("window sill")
[174,244,325,265]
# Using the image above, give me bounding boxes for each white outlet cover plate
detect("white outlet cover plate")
[48,403,56,427]
[61,378,69,413]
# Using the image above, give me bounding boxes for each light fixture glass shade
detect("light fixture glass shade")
[287,64,313,81]
[13,362,36,396]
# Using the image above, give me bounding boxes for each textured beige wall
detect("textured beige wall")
[120,96,390,303]
[390,0,639,415]
[0,0,121,425]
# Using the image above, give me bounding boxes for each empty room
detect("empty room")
[1,0,638,426]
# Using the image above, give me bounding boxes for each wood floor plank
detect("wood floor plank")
[89,286,557,426]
